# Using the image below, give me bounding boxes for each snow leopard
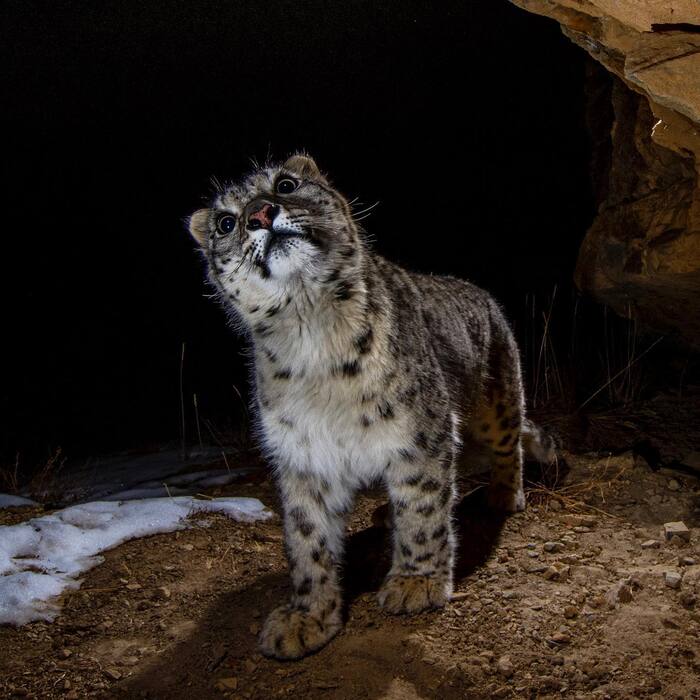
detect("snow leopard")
[188,154,556,660]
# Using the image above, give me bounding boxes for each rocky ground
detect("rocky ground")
[1,448,699,700]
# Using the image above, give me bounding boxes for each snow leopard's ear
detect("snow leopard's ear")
[188,208,212,247]
[283,153,326,182]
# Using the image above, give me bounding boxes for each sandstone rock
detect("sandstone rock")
[216,677,239,691]
[544,541,564,553]
[664,521,691,542]
[664,570,682,589]
[641,539,660,549]
[509,0,700,346]
[544,563,571,581]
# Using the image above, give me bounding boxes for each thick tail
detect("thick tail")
[522,419,558,464]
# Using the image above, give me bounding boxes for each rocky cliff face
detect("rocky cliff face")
[510,0,700,346]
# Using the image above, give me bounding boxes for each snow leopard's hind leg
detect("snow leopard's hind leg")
[469,338,527,513]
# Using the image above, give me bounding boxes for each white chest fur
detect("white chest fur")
[255,340,410,488]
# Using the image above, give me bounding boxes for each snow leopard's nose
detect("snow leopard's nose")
[246,202,279,231]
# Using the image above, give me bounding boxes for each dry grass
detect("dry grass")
[522,288,665,413]
[0,447,67,503]
[527,451,633,518]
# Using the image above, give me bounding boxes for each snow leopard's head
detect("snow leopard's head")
[188,154,362,305]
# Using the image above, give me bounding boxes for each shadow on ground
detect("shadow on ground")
[116,488,507,699]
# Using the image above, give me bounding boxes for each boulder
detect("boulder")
[510,0,700,346]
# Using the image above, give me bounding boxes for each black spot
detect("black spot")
[496,403,507,419]
[421,478,441,493]
[290,507,315,537]
[296,577,312,596]
[494,447,515,458]
[378,401,394,419]
[341,360,360,377]
[439,486,452,507]
[404,473,422,487]
[394,500,408,517]
[335,280,354,300]
[325,268,341,283]
[249,305,260,314]
[415,552,433,563]
[279,417,294,428]
[320,574,329,585]
[354,327,374,355]
[500,417,510,430]
[414,531,427,545]
[402,562,418,572]
[312,549,321,563]
[416,504,435,517]
[274,369,292,380]
[266,303,281,317]
[415,432,428,449]
[481,423,490,432]
[254,323,272,337]
[432,525,447,540]
[400,544,412,557]
[263,347,277,363]
[498,433,512,446]
[360,414,372,428]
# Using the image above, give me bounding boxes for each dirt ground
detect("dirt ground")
[1,448,700,700]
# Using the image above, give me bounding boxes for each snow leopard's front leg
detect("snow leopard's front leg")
[378,448,456,614]
[259,469,350,660]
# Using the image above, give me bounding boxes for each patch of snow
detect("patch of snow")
[0,496,273,626]
[0,494,38,509]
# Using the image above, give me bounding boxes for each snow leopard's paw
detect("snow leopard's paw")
[377,574,450,615]
[259,603,341,660]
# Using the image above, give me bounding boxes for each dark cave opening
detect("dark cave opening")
[2,1,660,473]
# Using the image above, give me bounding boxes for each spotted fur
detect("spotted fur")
[188,154,556,660]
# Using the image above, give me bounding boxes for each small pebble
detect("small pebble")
[664,571,682,589]
[497,655,514,678]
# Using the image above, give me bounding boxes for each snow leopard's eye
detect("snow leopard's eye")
[216,214,237,236]
[275,177,298,195]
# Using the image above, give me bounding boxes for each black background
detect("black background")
[2,1,593,467]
